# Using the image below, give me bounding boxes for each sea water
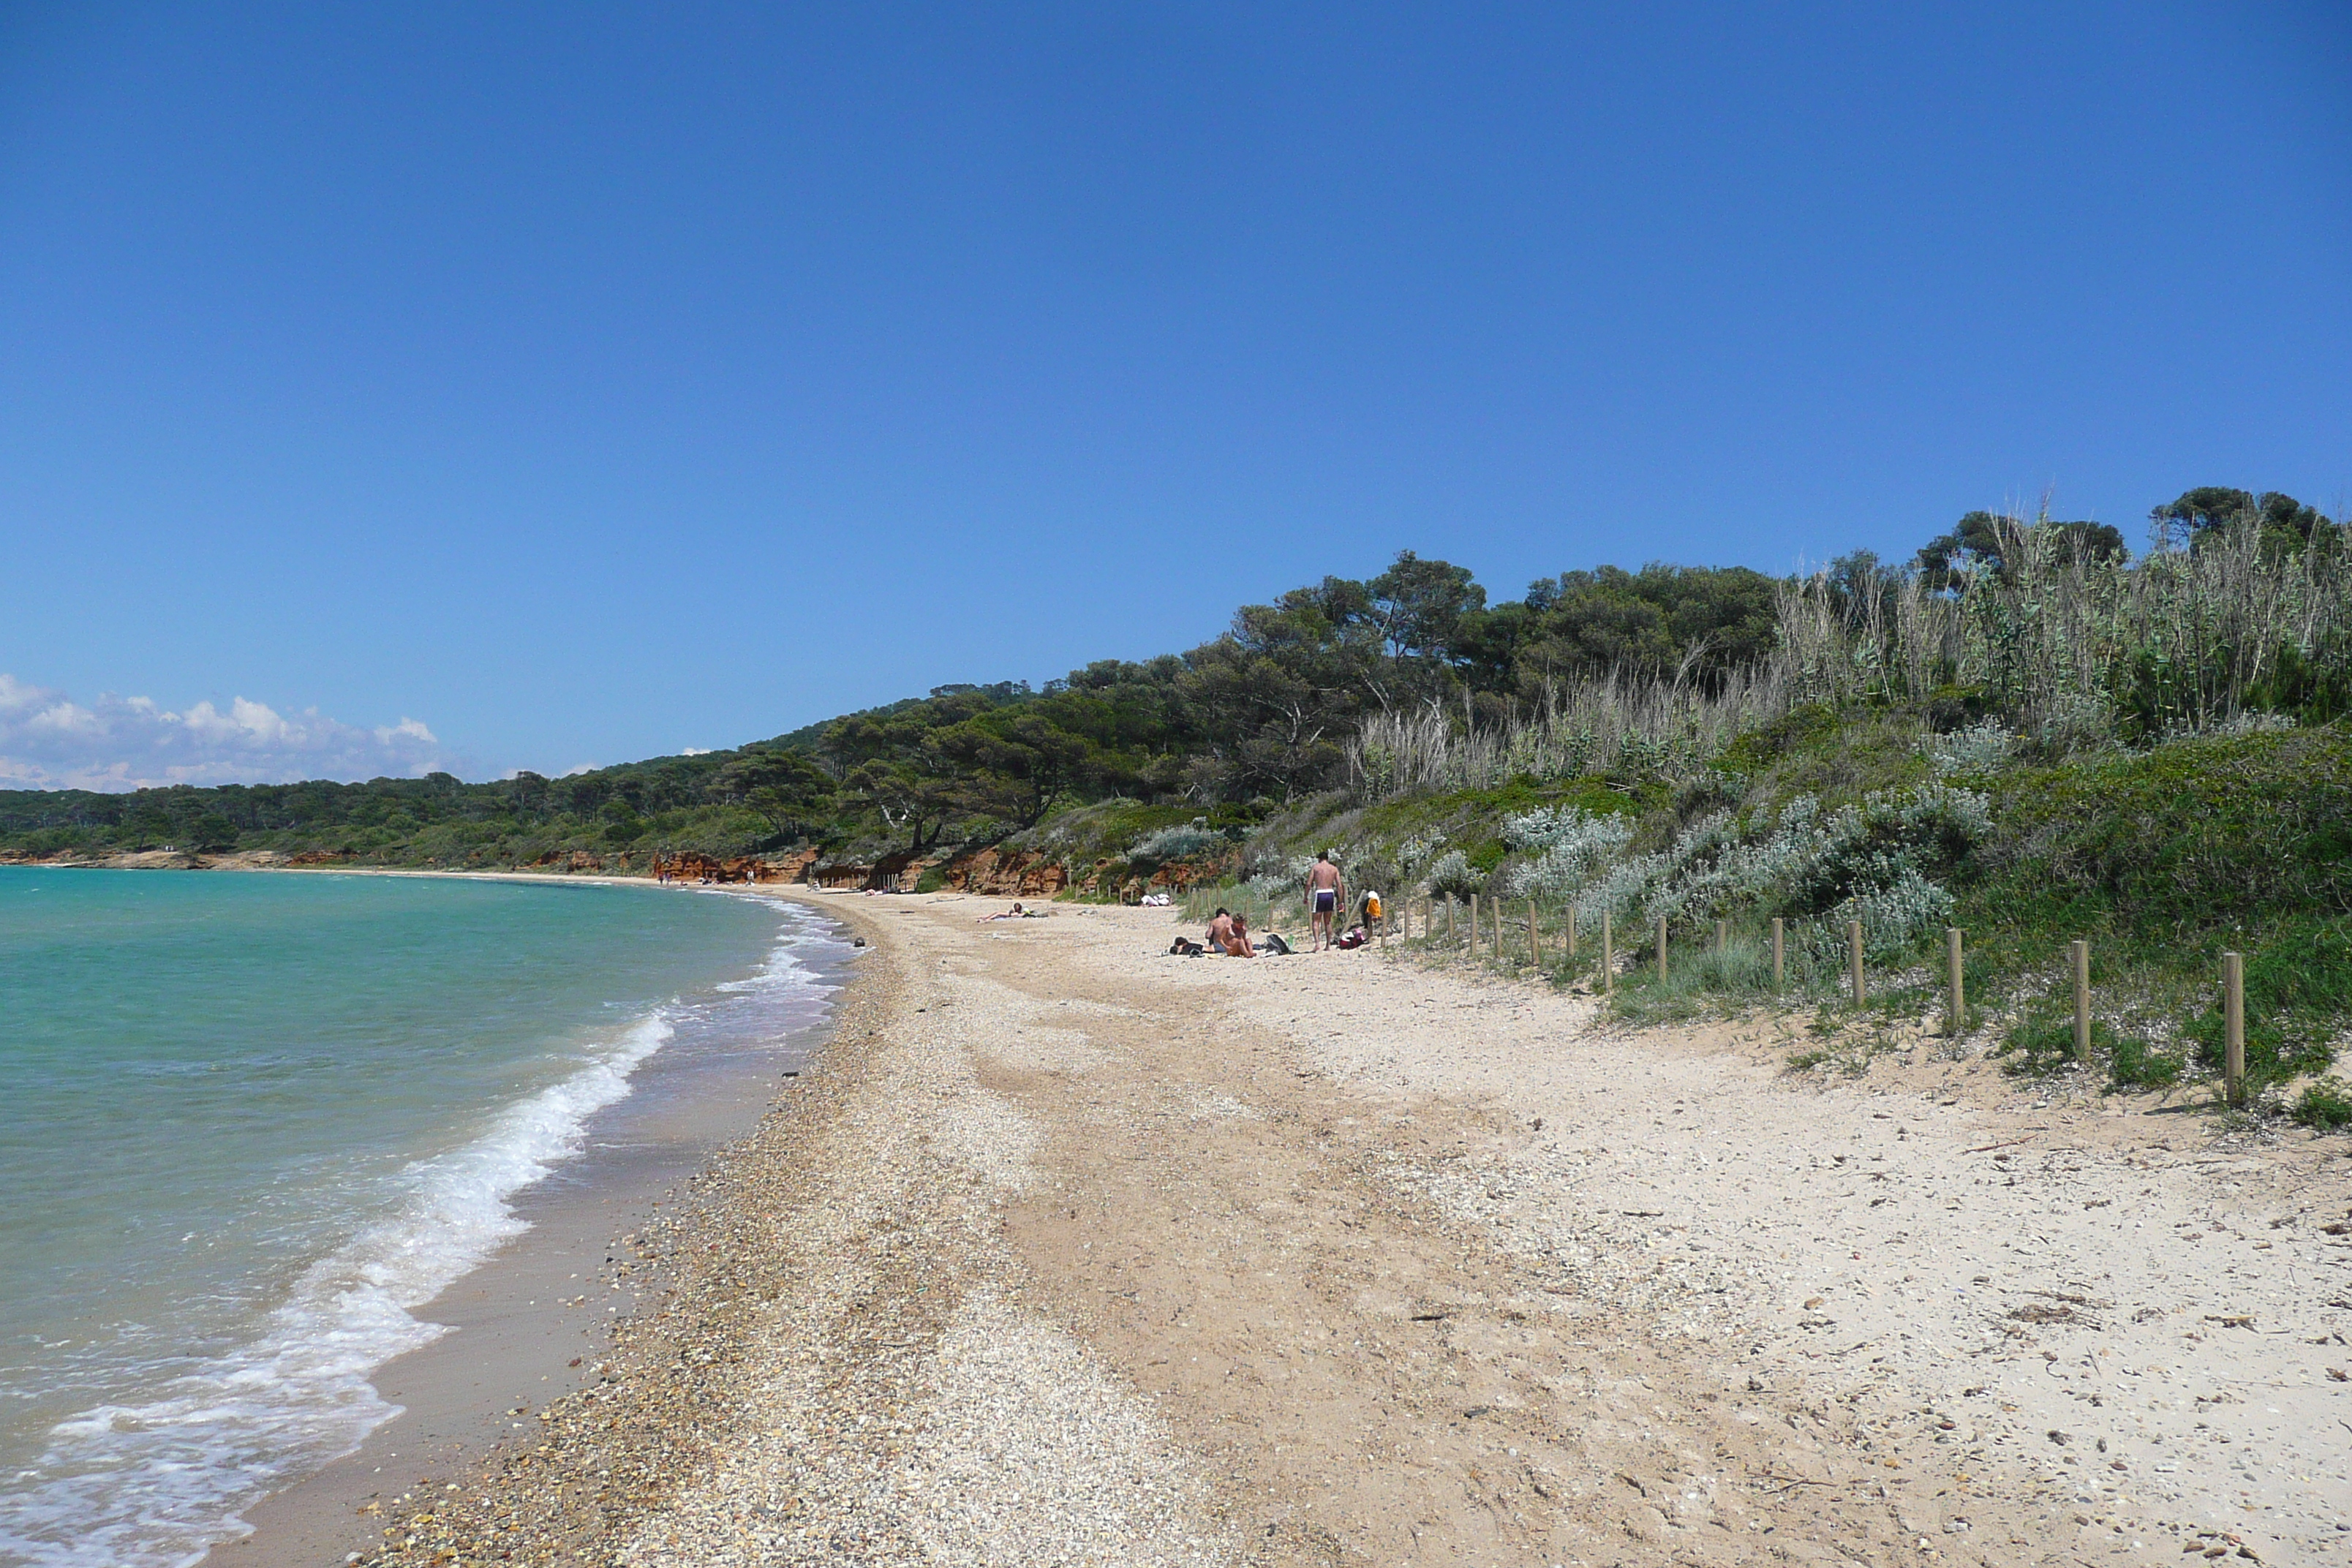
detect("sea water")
[0,867,846,1568]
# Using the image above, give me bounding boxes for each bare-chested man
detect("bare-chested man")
[1305,851,1345,951]
[1207,907,1238,954]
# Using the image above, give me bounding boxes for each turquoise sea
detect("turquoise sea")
[0,868,845,1568]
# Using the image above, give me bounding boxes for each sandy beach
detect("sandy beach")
[323,889,2349,1567]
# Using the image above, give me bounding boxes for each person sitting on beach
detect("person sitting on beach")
[1225,910,1256,958]
[1206,908,1235,951]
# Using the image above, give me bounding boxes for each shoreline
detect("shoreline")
[331,884,918,1567]
[329,892,2345,1567]
[176,882,859,1567]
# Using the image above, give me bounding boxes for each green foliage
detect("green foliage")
[1127,823,1226,864]
[2151,487,2338,556]
[1486,562,1780,693]
[10,492,2352,1128]
[1918,511,2125,588]
[2291,1077,2352,1131]
[1994,1014,2089,1077]
[2106,1036,2183,1090]
[2180,916,2352,1092]
[1605,927,1825,1028]
[1980,728,2352,929]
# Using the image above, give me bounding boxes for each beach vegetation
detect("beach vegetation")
[11,489,2352,1131]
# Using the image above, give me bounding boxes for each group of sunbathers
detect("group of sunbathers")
[1173,851,1373,957]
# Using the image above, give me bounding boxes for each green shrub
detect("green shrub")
[1997,1014,2086,1077]
[2182,916,2352,1090]
[2291,1077,2352,1131]
[1425,850,1482,901]
[1605,930,1827,1026]
[1985,725,2352,931]
[1126,823,1226,864]
[2107,1036,2183,1090]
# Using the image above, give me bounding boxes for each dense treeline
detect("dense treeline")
[0,557,1791,862]
[0,484,2340,870]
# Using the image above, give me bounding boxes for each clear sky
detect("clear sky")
[2,2,2346,786]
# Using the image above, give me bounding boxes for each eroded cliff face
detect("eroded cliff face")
[652,850,816,883]
[943,847,1069,898]
[943,848,1229,902]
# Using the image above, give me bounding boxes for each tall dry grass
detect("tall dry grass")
[1782,517,2351,745]
[1345,663,1787,799]
[1343,516,2350,800]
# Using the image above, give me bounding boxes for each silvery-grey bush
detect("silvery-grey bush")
[1127,823,1224,863]
[1425,849,1482,901]
[1499,806,1634,900]
[1564,783,1990,957]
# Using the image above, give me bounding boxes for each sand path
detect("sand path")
[363,892,2352,1568]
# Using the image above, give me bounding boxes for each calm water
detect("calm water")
[0,868,845,1568]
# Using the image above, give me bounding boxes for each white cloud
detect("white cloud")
[0,675,458,791]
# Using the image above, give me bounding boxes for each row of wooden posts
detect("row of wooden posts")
[1380,892,2254,1108]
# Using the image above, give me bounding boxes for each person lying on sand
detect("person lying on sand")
[977,902,1027,921]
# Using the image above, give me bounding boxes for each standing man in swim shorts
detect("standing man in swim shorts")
[1305,851,1346,952]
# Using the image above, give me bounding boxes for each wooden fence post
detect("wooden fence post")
[2071,939,2092,1063]
[1445,894,1455,941]
[1566,907,1578,961]
[1469,893,1480,957]
[1656,916,1668,982]
[1945,927,1964,1036]
[1771,916,1784,990]
[1714,918,1727,954]
[2223,951,2245,1108]
[1528,900,1540,966]
[1847,919,1865,1004]
[1602,909,1613,996]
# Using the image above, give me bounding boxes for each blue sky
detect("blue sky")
[1,2,2346,785]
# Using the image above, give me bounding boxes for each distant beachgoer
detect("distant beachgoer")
[1226,911,1255,958]
[976,901,1028,922]
[1207,907,1235,951]
[1305,851,1345,951]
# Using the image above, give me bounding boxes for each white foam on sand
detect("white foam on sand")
[0,1006,678,1568]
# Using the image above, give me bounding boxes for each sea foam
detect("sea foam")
[0,1006,676,1568]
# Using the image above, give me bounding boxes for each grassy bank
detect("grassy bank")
[1187,708,2352,1129]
